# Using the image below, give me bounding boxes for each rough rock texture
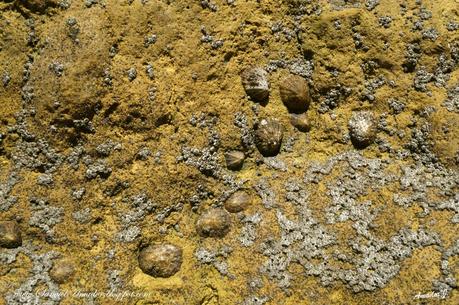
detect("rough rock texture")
[0,0,458,304]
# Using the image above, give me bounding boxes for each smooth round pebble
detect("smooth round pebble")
[196,208,231,238]
[138,243,183,278]
[225,191,251,213]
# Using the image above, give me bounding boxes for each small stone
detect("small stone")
[144,34,157,48]
[138,243,182,277]
[241,67,269,103]
[279,74,311,113]
[0,221,22,248]
[2,73,11,87]
[66,17,80,41]
[196,208,231,238]
[255,119,283,157]
[127,67,137,81]
[225,191,251,213]
[224,150,245,170]
[290,113,311,132]
[49,259,75,284]
[348,111,377,148]
[146,64,154,79]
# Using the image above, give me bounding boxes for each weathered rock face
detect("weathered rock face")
[0,0,458,304]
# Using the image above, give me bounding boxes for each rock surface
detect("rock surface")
[0,0,458,304]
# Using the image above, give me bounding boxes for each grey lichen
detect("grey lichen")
[72,207,92,224]
[263,157,288,172]
[254,179,277,209]
[239,213,262,247]
[66,17,80,42]
[178,127,222,178]
[194,245,233,277]
[48,62,64,77]
[234,112,254,150]
[127,67,137,82]
[242,151,456,295]
[136,147,152,160]
[71,187,86,201]
[365,0,380,11]
[115,225,141,243]
[442,84,459,113]
[37,174,54,187]
[144,34,157,48]
[5,244,61,305]
[85,160,112,180]
[29,198,64,239]
[95,140,121,157]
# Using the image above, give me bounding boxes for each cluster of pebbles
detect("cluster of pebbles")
[0,220,76,283]
[134,67,379,279]
[242,66,378,153]
[137,191,252,278]
[239,66,314,159]
[0,65,379,281]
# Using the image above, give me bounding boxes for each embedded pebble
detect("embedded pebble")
[196,208,231,238]
[348,111,377,148]
[0,221,22,248]
[138,243,183,278]
[279,74,311,113]
[49,259,76,284]
[255,119,284,157]
[225,190,251,213]
[241,67,269,103]
[224,150,245,170]
[290,113,311,132]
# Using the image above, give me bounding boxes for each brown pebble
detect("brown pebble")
[255,118,284,157]
[49,259,75,284]
[241,67,269,103]
[225,191,251,213]
[138,243,182,278]
[290,113,311,132]
[0,221,22,249]
[348,111,377,148]
[279,74,311,113]
[196,208,231,238]
[224,150,245,170]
